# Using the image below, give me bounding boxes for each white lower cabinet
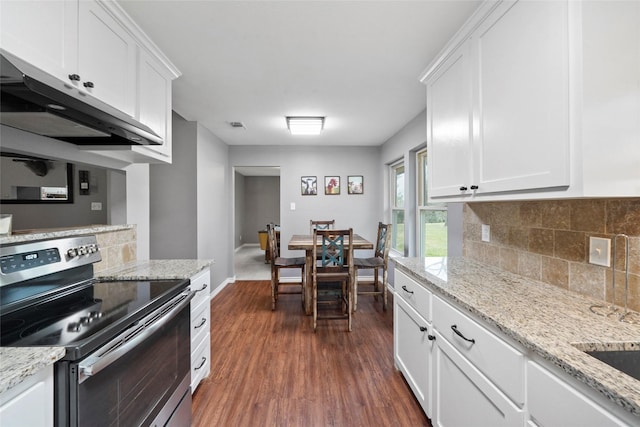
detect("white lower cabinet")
[394,267,638,426]
[527,361,630,427]
[190,267,211,393]
[0,366,54,427]
[394,295,435,417]
[434,333,523,427]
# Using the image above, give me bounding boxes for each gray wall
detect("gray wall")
[242,176,280,244]
[229,145,382,260]
[233,171,245,248]
[150,113,231,291]
[0,162,109,230]
[150,115,198,259]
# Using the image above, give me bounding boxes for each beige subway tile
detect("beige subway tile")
[542,256,569,289]
[569,262,606,301]
[555,230,586,262]
[520,201,542,227]
[463,222,482,242]
[529,228,555,256]
[518,252,541,281]
[508,227,529,251]
[491,202,521,227]
[485,243,501,267]
[499,247,519,274]
[606,199,640,235]
[541,201,571,230]
[491,224,509,246]
[570,199,606,233]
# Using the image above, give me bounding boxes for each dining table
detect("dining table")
[288,233,374,315]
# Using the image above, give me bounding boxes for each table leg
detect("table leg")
[304,250,313,315]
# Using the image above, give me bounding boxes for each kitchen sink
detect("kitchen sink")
[585,350,640,381]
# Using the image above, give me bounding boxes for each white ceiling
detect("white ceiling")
[119,0,480,147]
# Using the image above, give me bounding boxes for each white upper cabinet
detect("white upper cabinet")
[421,0,640,201]
[77,0,136,116]
[426,40,474,198]
[0,0,78,84]
[0,0,180,164]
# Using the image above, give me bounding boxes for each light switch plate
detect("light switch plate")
[91,202,102,211]
[290,202,296,211]
[481,224,490,242]
[589,237,611,267]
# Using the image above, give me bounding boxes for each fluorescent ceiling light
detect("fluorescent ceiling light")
[286,116,325,135]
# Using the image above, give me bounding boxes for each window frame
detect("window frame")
[416,148,448,258]
[390,159,405,255]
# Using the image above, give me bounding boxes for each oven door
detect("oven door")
[57,290,194,427]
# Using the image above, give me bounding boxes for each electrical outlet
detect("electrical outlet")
[589,237,611,267]
[481,224,490,242]
[91,202,102,211]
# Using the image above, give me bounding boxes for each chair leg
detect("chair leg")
[373,267,379,301]
[382,267,388,312]
[348,276,353,332]
[313,276,318,332]
[353,269,358,312]
[270,269,276,311]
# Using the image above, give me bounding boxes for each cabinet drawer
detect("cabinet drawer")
[191,335,210,393]
[395,270,432,321]
[527,361,628,427]
[190,268,210,308]
[433,295,524,406]
[190,297,210,346]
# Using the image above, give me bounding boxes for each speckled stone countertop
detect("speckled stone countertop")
[0,224,133,245]
[95,259,213,280]
[0,347,65,394]
[394,257,640,418]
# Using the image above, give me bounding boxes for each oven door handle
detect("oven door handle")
[78,289,195,384]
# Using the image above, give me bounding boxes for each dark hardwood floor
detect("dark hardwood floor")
[191,280,432,427]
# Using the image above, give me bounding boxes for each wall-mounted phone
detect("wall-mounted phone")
[79,170,90,195]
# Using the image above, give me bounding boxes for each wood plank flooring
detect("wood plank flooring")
[191,280,432,427]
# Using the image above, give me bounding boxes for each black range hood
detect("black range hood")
[0,49,162,146]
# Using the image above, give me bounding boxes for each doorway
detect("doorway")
[233,166,280,280]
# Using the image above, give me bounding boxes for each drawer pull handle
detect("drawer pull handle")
[401,285,413,294]
[195,356,207,370]
[419,326,436,341]
[459,186,468,191]
[451,324,475,344]
[470,185,478,190]
[194,318,207,329]
[195,283,208,293]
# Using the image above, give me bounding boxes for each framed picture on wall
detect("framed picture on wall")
[301,176,317,195]
[324,176,340,195]
[347,175,363,194]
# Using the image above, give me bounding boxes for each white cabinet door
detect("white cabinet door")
[473,0,570,194]
[0,0,78,81]
[0,366,54,427]
[434,332,523,427]
[136,49,173,160]
[426,40,474,198]
[77,0,136,116]
[190,268,211,393]
[527,361,629,427]
[394,296,435,417]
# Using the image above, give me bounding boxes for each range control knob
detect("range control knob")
[67,248,78,258]
[89,311,102,320]
[79,316,91,325]
[67,322,81,332]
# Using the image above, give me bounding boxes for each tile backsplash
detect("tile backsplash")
[93,227,137,273]
[463,199,640,312]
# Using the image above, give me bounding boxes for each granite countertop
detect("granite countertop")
[96,259,213,281]
[0,224,133,245]
[394,257,640,417]
[0,347,65,394]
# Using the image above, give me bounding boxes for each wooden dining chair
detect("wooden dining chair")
[312,228,354,331]
[354,222,392,312]
[309,219,335,234]
[268,223,305,310]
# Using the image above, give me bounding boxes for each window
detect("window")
[417,149,447,257]
[391,161,405,253]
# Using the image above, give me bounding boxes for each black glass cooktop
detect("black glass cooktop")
[0,278,188,360]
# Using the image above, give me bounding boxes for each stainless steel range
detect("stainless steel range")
[0,236,194,427]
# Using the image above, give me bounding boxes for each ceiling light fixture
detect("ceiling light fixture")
[286,116,325,135]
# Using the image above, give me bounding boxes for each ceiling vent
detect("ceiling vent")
[228,121,246,129]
